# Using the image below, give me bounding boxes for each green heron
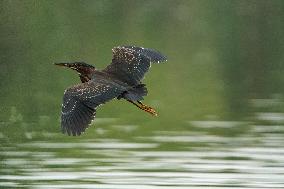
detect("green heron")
[55,46,167,136]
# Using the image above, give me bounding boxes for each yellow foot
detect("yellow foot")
[138,102,158,116]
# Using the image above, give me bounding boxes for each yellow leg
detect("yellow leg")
[128,100,158,116]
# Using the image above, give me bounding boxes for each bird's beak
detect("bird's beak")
[54,63,78,71]
[54,63,71,67]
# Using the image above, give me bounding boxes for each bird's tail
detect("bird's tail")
[124,84,148,101]
[134,84,148,96]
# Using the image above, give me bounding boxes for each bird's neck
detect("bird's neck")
[78,67,96,83]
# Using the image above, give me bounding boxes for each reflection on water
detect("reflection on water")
[1,98,284,188]
[1,1,284,188]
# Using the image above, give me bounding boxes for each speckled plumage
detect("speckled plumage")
[56,46,167,136]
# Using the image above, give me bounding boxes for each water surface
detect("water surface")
[1,1,284,188]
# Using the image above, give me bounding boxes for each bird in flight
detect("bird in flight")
[55,46,167,136]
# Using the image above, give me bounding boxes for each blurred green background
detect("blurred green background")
[1,1,284,188]
[0,0,283,134]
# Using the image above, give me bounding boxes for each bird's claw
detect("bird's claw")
[138,101,158,116]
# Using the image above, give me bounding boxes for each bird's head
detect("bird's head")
[54,62,96,83]
[54,62,95,73]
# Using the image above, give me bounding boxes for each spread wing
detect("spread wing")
[61,80,124,136]
[103,46,167,86]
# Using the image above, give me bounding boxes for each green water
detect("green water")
[1,0,284,188]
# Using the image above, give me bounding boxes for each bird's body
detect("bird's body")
[55,46,167,136]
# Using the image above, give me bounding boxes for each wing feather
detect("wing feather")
[123,46,167,63]
[103,46,167,86]
[61,80,124,136]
